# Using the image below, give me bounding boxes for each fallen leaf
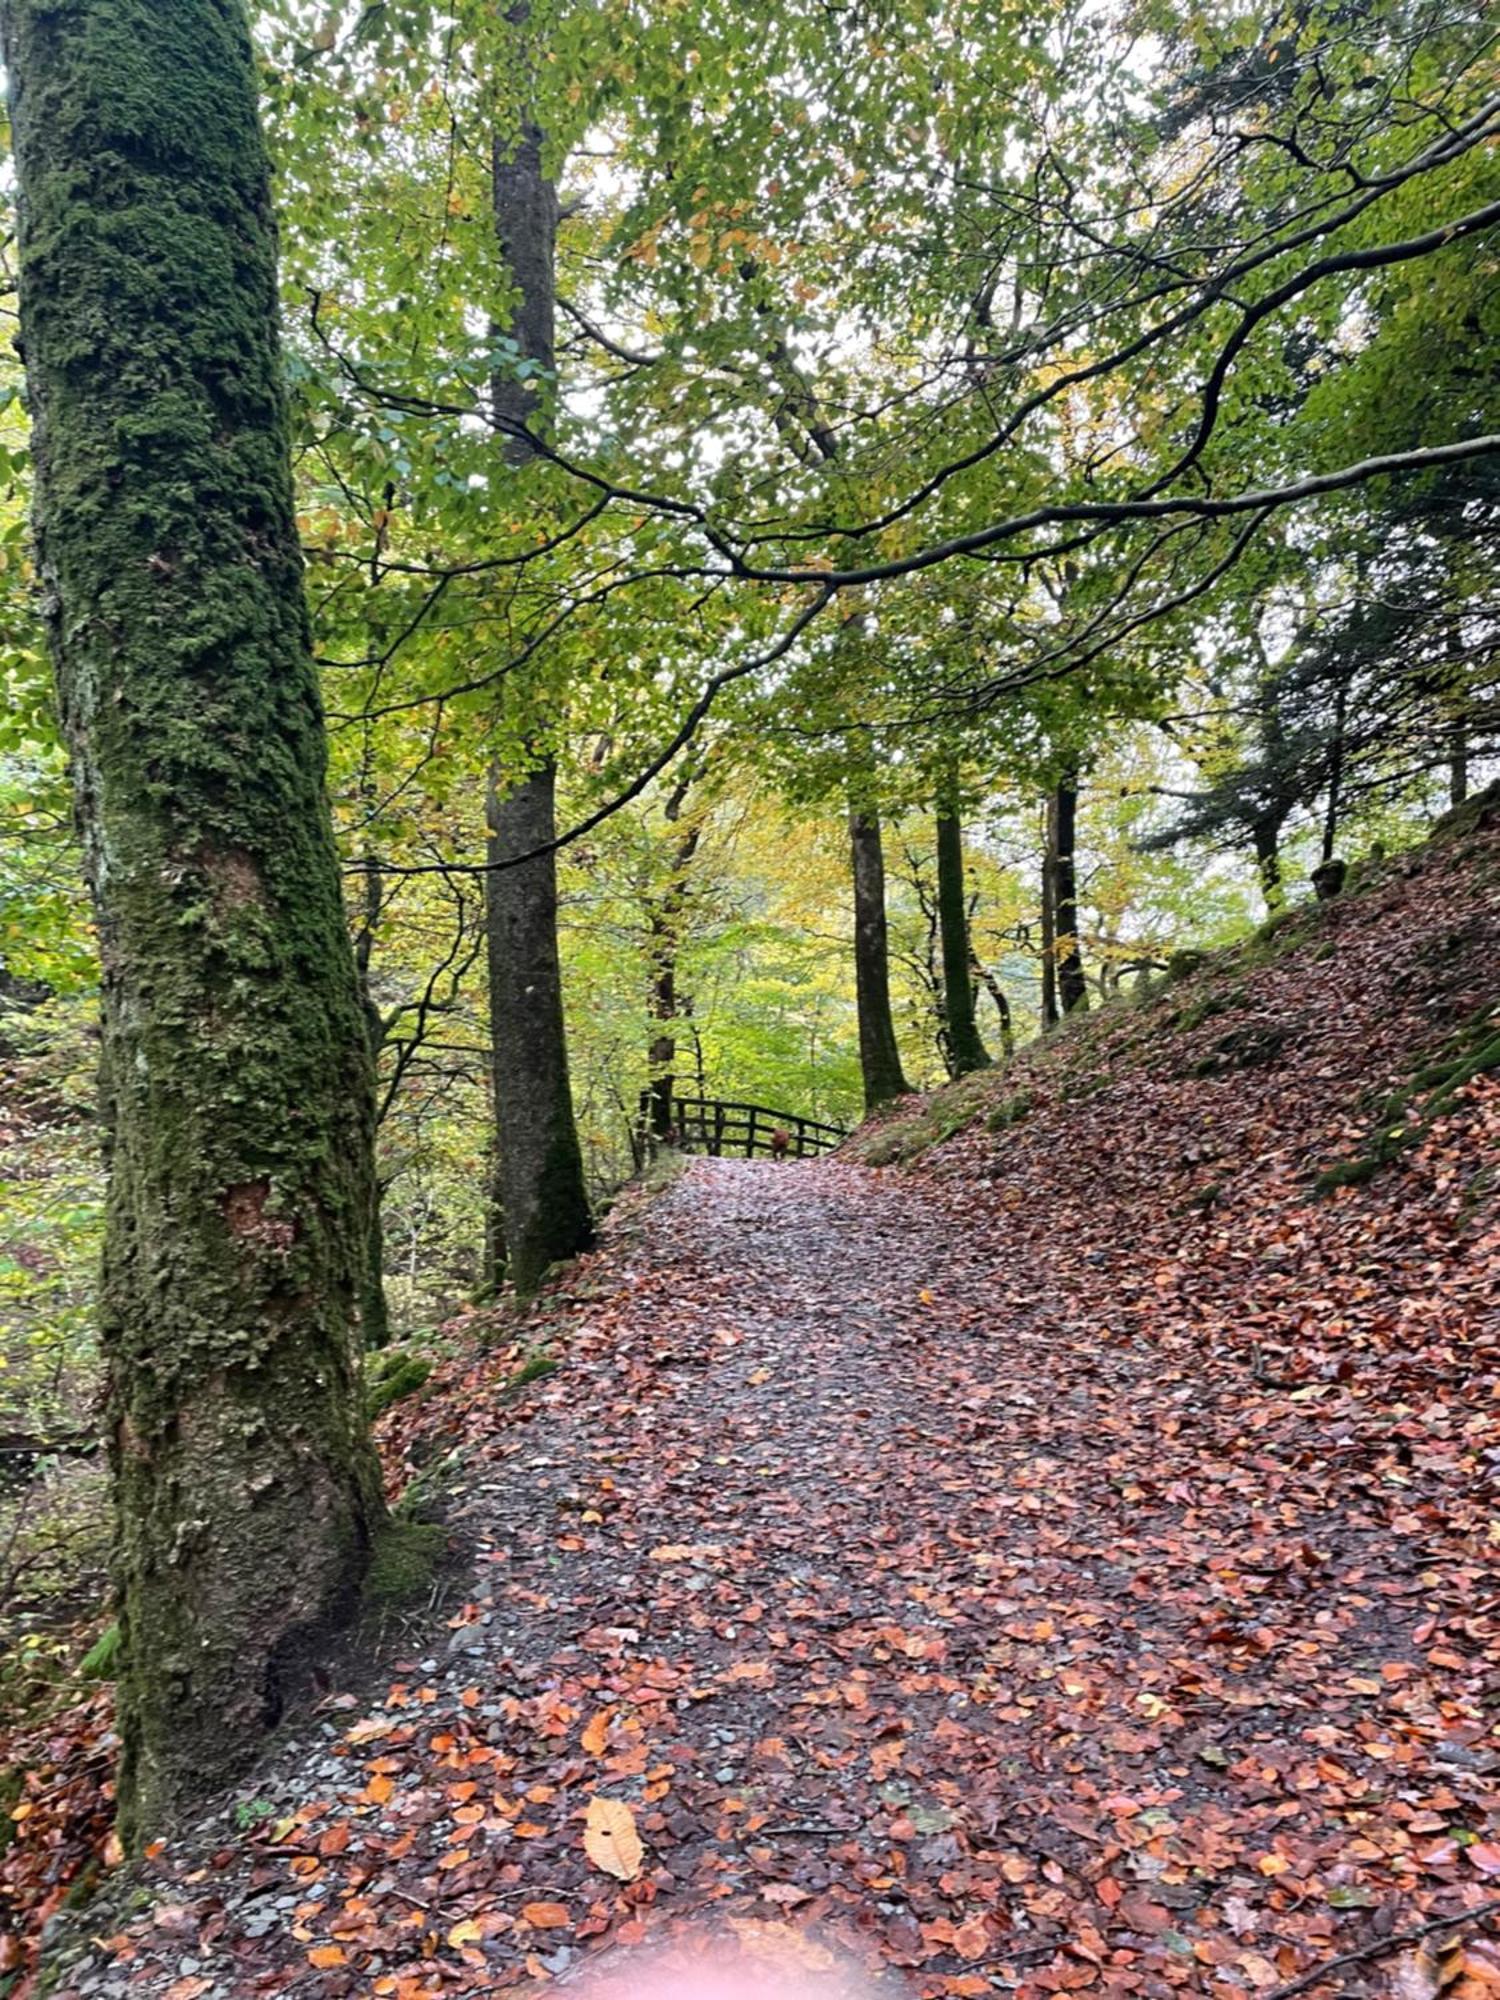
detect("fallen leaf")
[522,1901,571,1929]
[583,1795,644,1881]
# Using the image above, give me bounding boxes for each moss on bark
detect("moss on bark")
[0,0,386,1844]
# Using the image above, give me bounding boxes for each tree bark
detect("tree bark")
[934,773,990,1075]
[1322,674,1348,867]
[483,106,593,1295]
[1251,820,1284,916]
[849,805,911,1111]
[1052,767,1089,1015]
[0,0,386,1843]
[646,766,702,1140]
[354,851,392,1348]
[1039,802,1060,1031]
[971,951,1015,1061]
[1444,618,1469,808]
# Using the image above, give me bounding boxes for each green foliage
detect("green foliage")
[504,1346,556,1392]
[232,1797,279,1833]
[364,1519,447,1607]
[365,1349,433,1420]
[78,1624,120,1682]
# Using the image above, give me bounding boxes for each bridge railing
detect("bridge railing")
[639,1091,848,1160]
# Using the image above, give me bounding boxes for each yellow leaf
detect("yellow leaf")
[583,1795,644,1882]
[447,1919,482,1950]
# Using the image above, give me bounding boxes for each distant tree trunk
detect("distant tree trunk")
[1251,820,1284,917]
[1039,803,1060,1031]
[1322,675,1348,866]
[0,0,387,1844]
[849,805,911,1110]
[483,106,593,1296]
[971,952,1015,1061]
[647,765,702,1139]
[354,851,392,1349]
[1052,767,1089,1015]
[1445,618,1469,808]
[934,771,990,1075]
[362,1182,393,1351]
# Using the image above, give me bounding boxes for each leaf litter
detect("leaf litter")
[11,815,1500,1999]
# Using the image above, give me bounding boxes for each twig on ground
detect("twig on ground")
[1264,1897,1500,1999]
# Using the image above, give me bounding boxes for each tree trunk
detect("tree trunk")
[971,952,1015,1061]
[934,776,990,1075]
[362,1180,393,1352]
[0,0,386,1843]
[1322,676,1348,866]
[483,106,593,1294]
[1052,768,1089,1015]
[1251,820,1284,916]
[849,806,911,1111]
[1039,803,1060,1031]
[1444,618,1469,808]
[647,767,702,1140]
[486,759,594,1294]
[354,851,393,1348]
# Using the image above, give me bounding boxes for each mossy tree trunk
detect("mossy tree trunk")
[849,804,911,1111]
[934,768,990,1076]
[0,0,387,1843]
[1251,820,1285,917]
[483,112,594,1296]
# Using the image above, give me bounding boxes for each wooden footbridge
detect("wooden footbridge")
[640,1092,847,1160]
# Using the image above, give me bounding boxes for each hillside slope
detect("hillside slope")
[850,791,1499,1402]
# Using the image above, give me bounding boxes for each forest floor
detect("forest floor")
[14,798,1500,2000]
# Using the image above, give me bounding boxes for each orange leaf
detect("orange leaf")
[581,1707,614,1756]
[953,1916,990,1960]
[522,1901,571,1929]
[583,1795,644,1882]
[364,1773,394,1805]
[308,1945,348,1968]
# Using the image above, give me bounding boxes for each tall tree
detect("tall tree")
[1049,766,1089,1015]
[934,766,991,1075]
[645,761,704,1140]
[484,93,594,1296]
[0,0,386,1841]
[848,799,911,1111]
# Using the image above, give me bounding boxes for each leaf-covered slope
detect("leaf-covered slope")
[847,793,1500,1272]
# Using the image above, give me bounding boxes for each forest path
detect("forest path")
[69,1156,1495,1999]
